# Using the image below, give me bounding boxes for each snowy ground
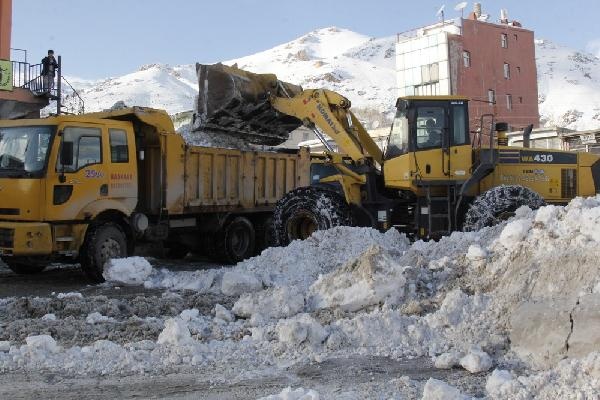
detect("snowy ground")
[2,197,600,399]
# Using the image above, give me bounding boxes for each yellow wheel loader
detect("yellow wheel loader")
[196,63,600,243]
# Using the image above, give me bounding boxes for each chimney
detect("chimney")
[473,3,482,18]
[500,9,509,24]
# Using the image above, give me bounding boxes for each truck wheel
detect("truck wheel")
[463,185,545,232]
[81,222,128,283]
[3,259,46,275]
[215,217,256,264]
[274,187,351,246]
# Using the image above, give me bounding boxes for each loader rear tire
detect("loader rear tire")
[214,217,256,264]
[81,223,128,283]
[274,187,351,246]
[463,185,545,232]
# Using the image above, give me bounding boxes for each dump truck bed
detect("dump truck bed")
[146,133,311,215]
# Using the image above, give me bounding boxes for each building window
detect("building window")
[463,51,471,67]
[421,63,439,84]
[501,33,508,48]
[504,63,511,79]
[488,89,495,105]
[517,66,521,74]
[514,34,518,41]
[506,94,513,110]
[519,96,523,104]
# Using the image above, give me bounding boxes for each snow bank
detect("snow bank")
[4,197,600,398]
[103,257,153,285]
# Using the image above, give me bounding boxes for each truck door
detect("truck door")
[46,123,109,221]
[106,127,137,205]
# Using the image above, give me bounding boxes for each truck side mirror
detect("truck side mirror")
[60,142,74,166]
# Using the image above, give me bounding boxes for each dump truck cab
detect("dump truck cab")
[0,114,139,264]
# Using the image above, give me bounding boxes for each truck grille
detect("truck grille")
[0,228,14,248]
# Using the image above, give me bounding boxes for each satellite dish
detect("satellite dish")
[454,1,468,18]
[454,1,468,11]
[436,4,446,16]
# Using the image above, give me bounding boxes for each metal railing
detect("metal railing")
[10,56,84,115]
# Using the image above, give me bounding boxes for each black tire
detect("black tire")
[274,186,351,246]
[214,217,256,264]
[463,185,545,232]
[3,259,46,275]
[81,222,128,283]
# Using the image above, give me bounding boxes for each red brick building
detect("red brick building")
[396,4,539,133]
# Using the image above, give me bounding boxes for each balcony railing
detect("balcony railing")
[9,56,84,115]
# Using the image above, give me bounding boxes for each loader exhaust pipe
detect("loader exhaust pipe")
[193,63,304,146]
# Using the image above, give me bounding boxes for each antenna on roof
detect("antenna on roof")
[454,1,468,18]
[436,4,446,21]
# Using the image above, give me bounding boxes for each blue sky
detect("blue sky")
[10,0,600,79]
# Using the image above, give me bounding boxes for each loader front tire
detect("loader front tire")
[274,187,351,246]
[81,223,128,283]
[463,185,545,232]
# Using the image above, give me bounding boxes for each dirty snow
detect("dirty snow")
[3,197,600,397]
[103,256,153,285]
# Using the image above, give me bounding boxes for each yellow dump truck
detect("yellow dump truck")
[0,107,309,281]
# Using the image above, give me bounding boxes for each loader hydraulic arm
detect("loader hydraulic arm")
[270,89,383,165]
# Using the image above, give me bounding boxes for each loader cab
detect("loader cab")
[383,96,473,190]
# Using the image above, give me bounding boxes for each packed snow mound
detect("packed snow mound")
[308,245,409,312]
[5,198,600,398]
[103,257,153,285]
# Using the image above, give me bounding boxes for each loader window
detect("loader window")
[416,107,445,150]
[385,108,409,159]
[109,129,129,163]
[57,127,102,172]
[452,104,469,146]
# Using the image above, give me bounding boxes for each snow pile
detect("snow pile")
[157,318,193,346]
[421,378,471,400]
[259,387,320,400]
[103,257,153,285]
[308,245,408,312]
[5,197,600,398]
[86,312,116,324]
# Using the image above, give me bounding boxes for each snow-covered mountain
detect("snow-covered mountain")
[63,27,600,132]
[536,39,600,130]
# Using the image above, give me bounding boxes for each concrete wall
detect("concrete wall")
[457,18,540,131]
[0,0,11,60]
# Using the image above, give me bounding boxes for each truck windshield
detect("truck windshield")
[385,108,409,159]
[0,126,53,176]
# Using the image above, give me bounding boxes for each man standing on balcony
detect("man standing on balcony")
[41,49,58,93]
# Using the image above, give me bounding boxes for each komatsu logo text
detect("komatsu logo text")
[316,103,340,135]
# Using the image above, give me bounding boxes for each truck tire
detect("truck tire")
[3,259,46,275]
[214,217,256,264]
[274,187,351,246]
[81,222,128,283]
[463,185,545,232]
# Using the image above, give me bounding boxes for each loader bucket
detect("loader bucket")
[193,63,303,146]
